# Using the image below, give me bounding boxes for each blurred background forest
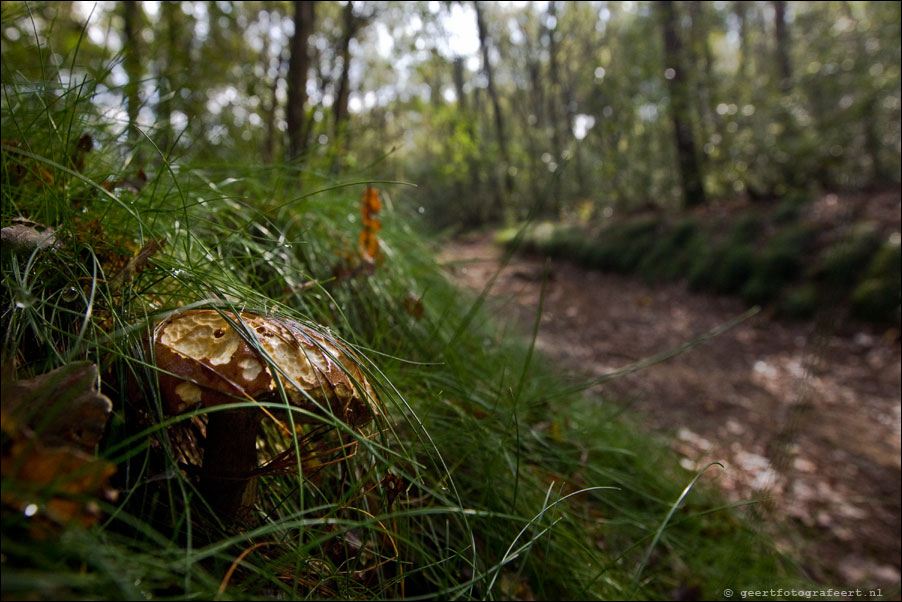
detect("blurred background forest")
[2,0,899,226]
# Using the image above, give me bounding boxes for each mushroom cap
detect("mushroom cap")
[152,309,378,427]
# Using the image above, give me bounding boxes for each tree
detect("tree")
[773,1,792,93]
[122,1,143,151]
[474,0,513,221]
[658,0,707,207]
[156,0,181,156]
[330,1,370,172]
[287,1,315,160]
[544,1,564,214]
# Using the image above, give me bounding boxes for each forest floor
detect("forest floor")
[439,232,901,591]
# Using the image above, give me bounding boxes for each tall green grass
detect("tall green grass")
[2,46,809,601]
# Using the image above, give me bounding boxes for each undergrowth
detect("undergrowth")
[1,48,809,601]
[504,208,901,327]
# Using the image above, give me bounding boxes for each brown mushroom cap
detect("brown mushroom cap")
[152,309,378,427]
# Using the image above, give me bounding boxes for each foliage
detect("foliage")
[3,2,898,227]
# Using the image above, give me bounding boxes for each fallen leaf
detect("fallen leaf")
[1,437,116,529]
[0,362,115,533]
[1,218,60,254]
[1,361,113,450]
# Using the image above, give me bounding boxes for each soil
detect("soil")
[439,232,901,590]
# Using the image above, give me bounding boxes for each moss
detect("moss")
[711,244,755,294]
[729,214,764,244]
[816,226,881,289]
[741,273,780,305]
[851,278,900,324]
[780,283,819,318]
[639,219,699,281]
[664,230,711,282]
[688,244,718,291]
[865,241,902,283]
[851,242,902,323]
[773,189,814,224]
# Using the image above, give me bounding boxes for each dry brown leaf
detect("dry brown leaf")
[1,361,113,450]
[1,218,60,254]
[1,437,116,528]
[0,362,115,532]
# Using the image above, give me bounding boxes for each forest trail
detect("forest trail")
[440,234,901,589]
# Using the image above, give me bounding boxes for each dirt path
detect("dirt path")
[440,234,901,590]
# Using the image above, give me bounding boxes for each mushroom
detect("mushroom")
[151,309,379,518]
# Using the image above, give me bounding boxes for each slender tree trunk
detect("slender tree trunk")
[330,1,360,172]
[773,1,792,93]
[429,50,444,108]
[520,20,545,208]
[333,2,356,139]
[733,1,750,81]
[452,57,468,111]
[658,0,707,207]
[122,2,142,151]
[451,56,484,218]
[263,49,287,164]
[687,2,716,143]
[544,1,564,215]
[287,0,315,160]
[545,1,563,159]
[156,1,179,155]
[474,0,512,222]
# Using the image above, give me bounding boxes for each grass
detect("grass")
[1,51,812,601]
[510,209,900,327]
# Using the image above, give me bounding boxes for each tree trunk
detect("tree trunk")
[545,1,563,159]
[773,1,792,92]
[658,0,707,207]
[687,1,716,143]
[287,0,315,160]
[264,51,287,165]
[450,56,483,222]
[519,16,546,208]
[329,1,360,172]
[333,1,356,141]
[474,0,512,222]
[452,57,468,111]
[122,2,142,151]
[544,1,564,215]
[733,1,750,81]
[156,1,179,155]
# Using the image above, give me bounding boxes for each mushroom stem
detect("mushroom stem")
[200,408,263,518]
